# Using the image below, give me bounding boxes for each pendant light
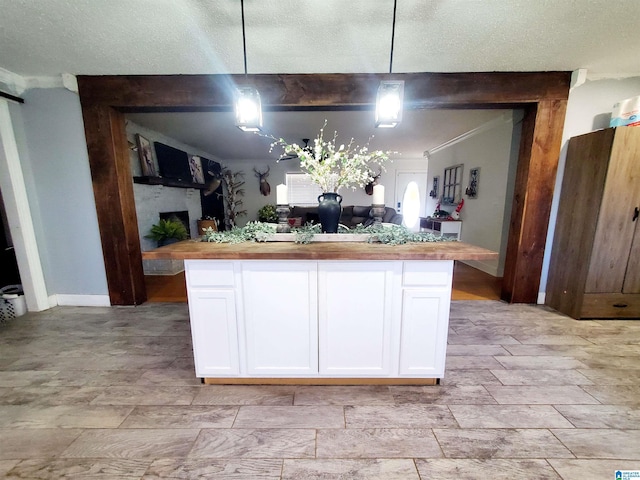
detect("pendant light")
[375,0,404,128]
[235,0,263,132]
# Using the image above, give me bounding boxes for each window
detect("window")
[443,164,463,205]
[285,173,323,206]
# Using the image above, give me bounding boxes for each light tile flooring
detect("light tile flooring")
[0,301,639,479]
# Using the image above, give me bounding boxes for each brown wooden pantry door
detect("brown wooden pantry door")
[585,127,640,294]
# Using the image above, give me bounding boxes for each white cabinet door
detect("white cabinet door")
[318,262,400,376]
[188,288,240,377]
[399,261,452,376]
[242,261,318,375]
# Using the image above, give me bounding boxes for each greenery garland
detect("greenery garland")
[202,221,455,245]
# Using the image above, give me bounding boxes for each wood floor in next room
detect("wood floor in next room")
[144,261,503,303]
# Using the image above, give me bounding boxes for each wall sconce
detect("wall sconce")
[234,0,262,132]
[466,167,479,198]
[429,175,439,198]
[235,87,263,132]
[375,81,404,128]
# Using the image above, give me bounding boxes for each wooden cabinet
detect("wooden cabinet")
[546,126,640,319]
[184,258,454,381]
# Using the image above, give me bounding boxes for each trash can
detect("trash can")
[0,284,27,322]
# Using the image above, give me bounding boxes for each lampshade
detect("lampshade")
[375,80,404,128]
[235,87,263,132]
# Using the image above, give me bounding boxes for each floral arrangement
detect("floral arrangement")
[269,122,392,193]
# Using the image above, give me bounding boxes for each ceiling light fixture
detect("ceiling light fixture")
[375,0,404,128]
[235,0,262,132]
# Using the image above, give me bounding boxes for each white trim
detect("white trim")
[61,73,78,94]
[0,68,74,95]
[424,112,515,157]
[23,76,64,90]
[55,294,111,307]
[0,99,50,311]
[537,292,546,305]
[570,69,588,91]
[0,68,27,96]
[48,295,58,308]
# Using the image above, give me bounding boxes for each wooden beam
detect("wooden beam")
[502,100,568,303]
[77,72,571,108]
[79,104,146,305]
[77,72,571,306]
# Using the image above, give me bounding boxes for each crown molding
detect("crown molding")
[424,111,516,158]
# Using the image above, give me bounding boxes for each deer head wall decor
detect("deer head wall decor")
[253,166,271,196]
[365,168,383,196]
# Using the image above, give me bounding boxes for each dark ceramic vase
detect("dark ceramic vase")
[317,192,343,233]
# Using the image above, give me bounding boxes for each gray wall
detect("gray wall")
[425,113,521,276]
[18,88,108,296]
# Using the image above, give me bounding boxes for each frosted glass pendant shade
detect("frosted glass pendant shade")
[375,80,404,128]
[235,87,263,132]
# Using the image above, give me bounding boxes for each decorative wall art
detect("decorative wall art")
[429,176,439,198]
[136,134,156,177]
[466,167,480,198]
[443,164,463,205]
[189,155,205,184]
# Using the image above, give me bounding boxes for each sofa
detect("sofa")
[289,205,403,229]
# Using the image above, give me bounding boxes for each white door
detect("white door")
[395,171,428,231]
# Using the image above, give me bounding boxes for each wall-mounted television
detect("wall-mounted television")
[154,142,191,181]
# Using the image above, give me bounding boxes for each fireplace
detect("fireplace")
[159,210,190,236]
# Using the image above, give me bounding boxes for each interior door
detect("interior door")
[395,171,428,231]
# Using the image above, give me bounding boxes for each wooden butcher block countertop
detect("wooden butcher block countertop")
[142,239,498,261]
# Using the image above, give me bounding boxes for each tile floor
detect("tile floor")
[0,301,639,479]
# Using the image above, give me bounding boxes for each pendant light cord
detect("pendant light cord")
[241,0,248,77]
[389,0,397,74]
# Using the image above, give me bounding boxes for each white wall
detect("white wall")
[17,88,108,298]
[425,113,522,276]
[539,76,640,302]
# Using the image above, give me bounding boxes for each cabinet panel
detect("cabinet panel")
[242,262,318,375]
[186,260,235,287]
[624,221,640,293]
[399,288,450,376]
[581,293,640,318]
[586,127,640,293]
[188,289,239,377]
[318,262,398,376]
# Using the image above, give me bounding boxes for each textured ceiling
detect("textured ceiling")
[1,0,639,77]
[2,0,638,161]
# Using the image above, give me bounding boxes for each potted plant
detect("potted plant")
[145,219,188,247]
[197,216,218,235]
[257,204,278,223]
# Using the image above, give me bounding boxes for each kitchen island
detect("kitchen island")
[143,240,498,385]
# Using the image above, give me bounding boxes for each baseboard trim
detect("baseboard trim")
[55,294,111,307]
